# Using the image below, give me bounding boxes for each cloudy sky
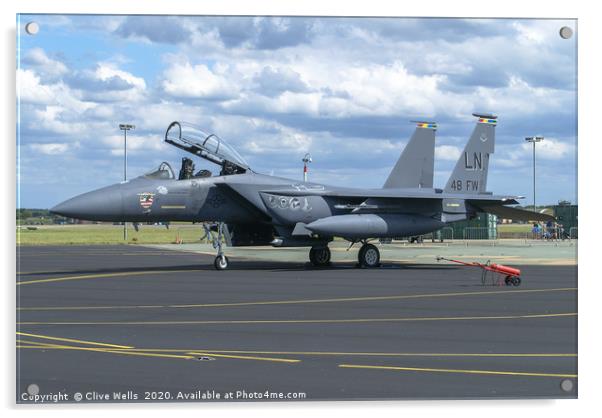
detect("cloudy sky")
[17,15,577,208]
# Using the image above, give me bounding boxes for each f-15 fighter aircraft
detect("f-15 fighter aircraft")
[51,113,552,270]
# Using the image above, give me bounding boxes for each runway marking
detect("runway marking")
[17,312,577,326]
[17,269,206,286]
[15,341,575,358]
[15,339,295,362]
[16,339,61,348]
[118,349,577,358]
[338,364,578,378]
[17,287,577,311]
[17,251,198,258]
[187,352,301,363]
[16,342,195,360]
[17,270,78,276]
[16,331,133,349]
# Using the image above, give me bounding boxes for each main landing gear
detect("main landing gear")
[204,222,229,270]
[309,246,331,267]
[357,243,380,268]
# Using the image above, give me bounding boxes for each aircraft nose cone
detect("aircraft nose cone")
[50,184,123,221]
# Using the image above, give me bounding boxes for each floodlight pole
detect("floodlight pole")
[302,153,312,182]
[525,136,544,212]
[119,124,135,240]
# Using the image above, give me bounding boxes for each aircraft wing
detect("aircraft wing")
[260,186,520,204]
[260,186,551,222]
[468,200,555,222]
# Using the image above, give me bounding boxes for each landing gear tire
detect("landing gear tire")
[358,244,380,268]
[512,276,521,286]
[214,255,229,270]
[309,247,331,267]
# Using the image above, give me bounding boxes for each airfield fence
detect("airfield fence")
[422,227,454,242]
[493,227,577,244]
[525,227,574,242]
[462,227,495,241]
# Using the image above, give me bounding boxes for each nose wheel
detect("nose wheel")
[205,222,230,270]
[309,246,331,267]
[358,243,380,268]
[214,254,229,270]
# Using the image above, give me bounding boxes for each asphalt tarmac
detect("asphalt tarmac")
[16,245,578,403]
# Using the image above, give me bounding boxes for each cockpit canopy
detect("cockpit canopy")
[144,162,175,179]
[165,121,250,173]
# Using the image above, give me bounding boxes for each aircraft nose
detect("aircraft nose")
[50,184,123,221]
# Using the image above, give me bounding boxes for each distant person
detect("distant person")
[531,223,540,239]
[546,220,555,240]
[558,224,570,241]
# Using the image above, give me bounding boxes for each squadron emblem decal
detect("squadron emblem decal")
[138,192,155,212]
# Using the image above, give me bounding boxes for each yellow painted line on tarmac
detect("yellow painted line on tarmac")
[121,349,577,358]
[338,364,578,378]
[188,352,300,363]
[16,331,133,349]
[17,251,196,257]
[17,312,577,326]
[17,270,74,276]
[16,339,62,348]
[17,269,205,286]
[16,343,195,360]
[16,287,577,311]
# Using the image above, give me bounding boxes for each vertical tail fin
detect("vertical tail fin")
[444,113,497,194]
[383,121,436,189]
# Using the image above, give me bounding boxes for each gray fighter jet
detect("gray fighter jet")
[51,113,552,270]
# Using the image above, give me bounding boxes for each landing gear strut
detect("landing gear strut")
[358,243,380,268]
[309,246,331,267]
[204,222,229,270]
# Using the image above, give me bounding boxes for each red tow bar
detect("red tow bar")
[436,256,522,286]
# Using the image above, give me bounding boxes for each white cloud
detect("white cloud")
[70,63,148,102]
[520,137,573,160]
[512,22,547,45]
[101,134,167,156]
[222,60,468,120]
[95,64,146,90]
[435,145,462,161]
[32,106,92,135]
[17,68,96,113]
[474,76,573,116]
[21,48,68,78]
[29,142,72,155]
[17,69,56,105]
[161,61,239,99]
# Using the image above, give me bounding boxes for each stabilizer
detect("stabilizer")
[444,113,497,194]
[383,121,436,189]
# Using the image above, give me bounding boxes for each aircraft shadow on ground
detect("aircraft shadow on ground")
[17,260,461,277]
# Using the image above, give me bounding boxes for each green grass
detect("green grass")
[497,224,532,233]
[16,223,539,246]
[16,224,206,246]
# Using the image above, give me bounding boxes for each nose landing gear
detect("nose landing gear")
[214,254,229,270]
[204,222,230,270]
